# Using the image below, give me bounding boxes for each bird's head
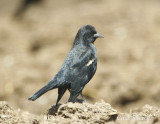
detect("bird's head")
[74,25,104,45]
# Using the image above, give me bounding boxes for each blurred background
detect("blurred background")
[0,0,160,114]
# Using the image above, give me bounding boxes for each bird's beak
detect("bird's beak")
[94,32,104,38]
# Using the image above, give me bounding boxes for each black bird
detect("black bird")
[28,25,103,105]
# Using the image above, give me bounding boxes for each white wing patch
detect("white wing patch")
[86,59,94,66]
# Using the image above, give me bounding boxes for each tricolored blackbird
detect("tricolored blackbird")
[28,25,103,105]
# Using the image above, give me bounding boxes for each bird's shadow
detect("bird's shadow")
[47,104,62,116]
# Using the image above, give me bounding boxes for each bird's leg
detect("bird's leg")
[56,87,67,106]
[80,92,87,103]
[68,89,85,103]
[68,83,83,102]
[75,92,87,103]
[68,91,79,103]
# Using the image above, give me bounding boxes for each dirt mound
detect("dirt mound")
[0,101,38,124]
[0,101,17,123]
[1,101,160,124]
[1,0,160,115]
[0,101,118,123]
[46,101,118,123]
[118,105,160,124]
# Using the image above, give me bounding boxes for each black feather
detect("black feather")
[28,25,103,105]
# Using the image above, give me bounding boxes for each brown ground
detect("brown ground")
[0,0,160,123]
[1,101,160,124]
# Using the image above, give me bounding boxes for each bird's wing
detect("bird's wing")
[50,46,96,90]
[70,48,97,92]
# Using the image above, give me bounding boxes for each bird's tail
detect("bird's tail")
[28,80,56,101]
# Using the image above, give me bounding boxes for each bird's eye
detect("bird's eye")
[91,31,96,35]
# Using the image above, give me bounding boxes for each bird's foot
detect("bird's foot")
[75,98,87,103]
